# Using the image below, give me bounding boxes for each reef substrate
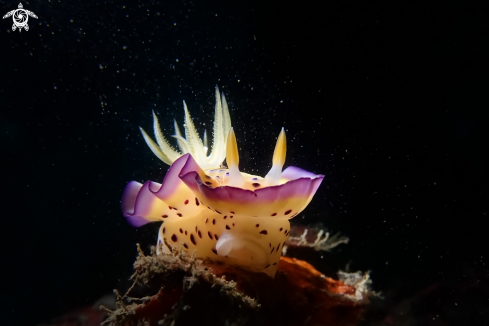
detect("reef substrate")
[102,244,371,326]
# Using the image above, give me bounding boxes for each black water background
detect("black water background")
[0,1,487,325]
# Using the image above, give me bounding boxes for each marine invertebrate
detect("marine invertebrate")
[139,86,231,169]
[283,225,350,254]
[122,87,323,276]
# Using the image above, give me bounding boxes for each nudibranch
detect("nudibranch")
[122,86,324,277]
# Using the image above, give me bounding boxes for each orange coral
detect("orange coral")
[102,247,370,326]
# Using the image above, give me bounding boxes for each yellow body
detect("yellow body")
[124,88,323,277]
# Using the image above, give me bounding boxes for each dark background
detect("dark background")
[1,0,488,325]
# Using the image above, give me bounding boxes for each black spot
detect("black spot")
[183,243,188,249]
[252,183,260,187]
[271,213,277,216]
[205,175,211,179]
[195,198,200,206]
[179,228,183,234]
[163,227,166,234]
[265,264,270,269]
[260,230,268,235]
[208,231,213,239]
[273,263,277,265]
[205,181,212,186]
[269,243,271,247]
[284,229,288,234]
[171,234,177,242]
[185,230,188,235]
[271,247,275,254]
[214,234,219,240]
[230,216,233,218]
[190,234,196,245]
[284,209,292,215]
[223,215,227,219]
[212,219,216,225]
[162,214,168,218]
[184,199,189,205]
[212,248,218,254]
[230,211,235,214]
[177,213,183,217]
[216,210,222,214]
[205,218,208,223]
[279,227,283,231]
[225,225,231,230]
[256,224,260,227]
[232,223,235,226]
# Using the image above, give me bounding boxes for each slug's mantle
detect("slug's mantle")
[122,88,324,276]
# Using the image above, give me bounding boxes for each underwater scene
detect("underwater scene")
[1,1,487,325]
